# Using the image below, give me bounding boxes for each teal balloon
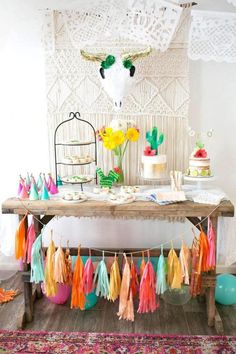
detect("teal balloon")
[85,291,98,310]
[215,274,236,305]
[72,255,98,310]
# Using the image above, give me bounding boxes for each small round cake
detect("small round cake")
[142,154,167,179]
[186,145,212,178]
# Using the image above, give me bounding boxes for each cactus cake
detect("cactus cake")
[141,127,167,179]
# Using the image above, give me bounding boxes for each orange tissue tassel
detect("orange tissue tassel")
[71,246,85,310]
[15,215,27,260]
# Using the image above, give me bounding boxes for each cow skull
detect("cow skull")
[80,47,151,110]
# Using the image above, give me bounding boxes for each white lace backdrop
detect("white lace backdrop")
[43,8,191,184]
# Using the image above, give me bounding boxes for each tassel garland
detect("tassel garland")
[30,233,45,283]
[130,257,139,299]
[93,252,110,299]
[156,245,167,295]
[117,254,134,321]
[109,254,121,302]
[179,241,191,285]
[138,251,158,314]
[15,215,27,260]
[199,226,210,273]
[71,246,86,310]
[16,212,218,319]
[64,245,73,285]
[167,247,182,289]
[53,246,67,283]
[190,234,201,297]
[81,252,94,295]
[207,219,216,270]
[44,238,57,297]
[140,251,146,278]
[23,221,36,264]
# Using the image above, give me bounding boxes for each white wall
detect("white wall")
[0,0,236,270]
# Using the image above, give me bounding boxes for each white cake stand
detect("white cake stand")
[184,175,215,190]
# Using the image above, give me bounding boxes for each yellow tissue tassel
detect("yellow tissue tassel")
[179,242,191,285]
[109,255,121,302]
[54,246,67,283]
[71,247,85,310]
[15,215,27,260]
[167,248,182,289]
[117,256,134,322]
[45,239,58,297]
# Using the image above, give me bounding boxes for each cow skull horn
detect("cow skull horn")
[121,47,152,62]
[80,49,107,62]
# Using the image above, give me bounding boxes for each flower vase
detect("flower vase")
[114,157,124,184]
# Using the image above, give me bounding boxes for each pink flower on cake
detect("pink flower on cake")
[144,146,156,156]
[194,149,207,158]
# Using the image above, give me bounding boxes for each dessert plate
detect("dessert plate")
[108,195,135,205]
[61,175,94,184]
[61,197,87,203]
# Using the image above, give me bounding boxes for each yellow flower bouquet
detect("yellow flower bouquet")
[98,120,140,183]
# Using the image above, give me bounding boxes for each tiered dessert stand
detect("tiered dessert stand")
[54,112,97,191]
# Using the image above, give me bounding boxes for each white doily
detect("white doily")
[120,0,183,51]
[227,0,236,6]
[188,10,236,63]
[62,0,126,47]
[59,0,183,51]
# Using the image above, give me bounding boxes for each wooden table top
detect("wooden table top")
[1,198,234,218]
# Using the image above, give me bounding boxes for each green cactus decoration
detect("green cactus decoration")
[146,127,164,154]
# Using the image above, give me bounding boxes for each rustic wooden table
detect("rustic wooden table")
[1,198,234,333]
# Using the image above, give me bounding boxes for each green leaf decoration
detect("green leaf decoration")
[101,55,116,69]
[123,59,132,69]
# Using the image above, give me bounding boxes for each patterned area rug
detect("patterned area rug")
[0,330,236,353]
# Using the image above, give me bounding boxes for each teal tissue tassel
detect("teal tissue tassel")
[30,234,44,283]
[93,254,110,299]
[156,246,167,295]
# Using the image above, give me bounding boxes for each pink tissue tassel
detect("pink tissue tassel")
[117,255,134,322]
[207,218,216,270]
[138,252,158,314]
[23,221,36,264]
[81,254,94,294]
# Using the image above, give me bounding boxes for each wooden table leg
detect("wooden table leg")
[206,286,215,327]
[24,281,33,323]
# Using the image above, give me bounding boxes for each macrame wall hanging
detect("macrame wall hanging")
[188,10,236,63]
[43,7,191,185]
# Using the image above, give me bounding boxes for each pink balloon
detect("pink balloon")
[41,283,71,305]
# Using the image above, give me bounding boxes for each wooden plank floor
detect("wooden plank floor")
[0,273,236,335]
